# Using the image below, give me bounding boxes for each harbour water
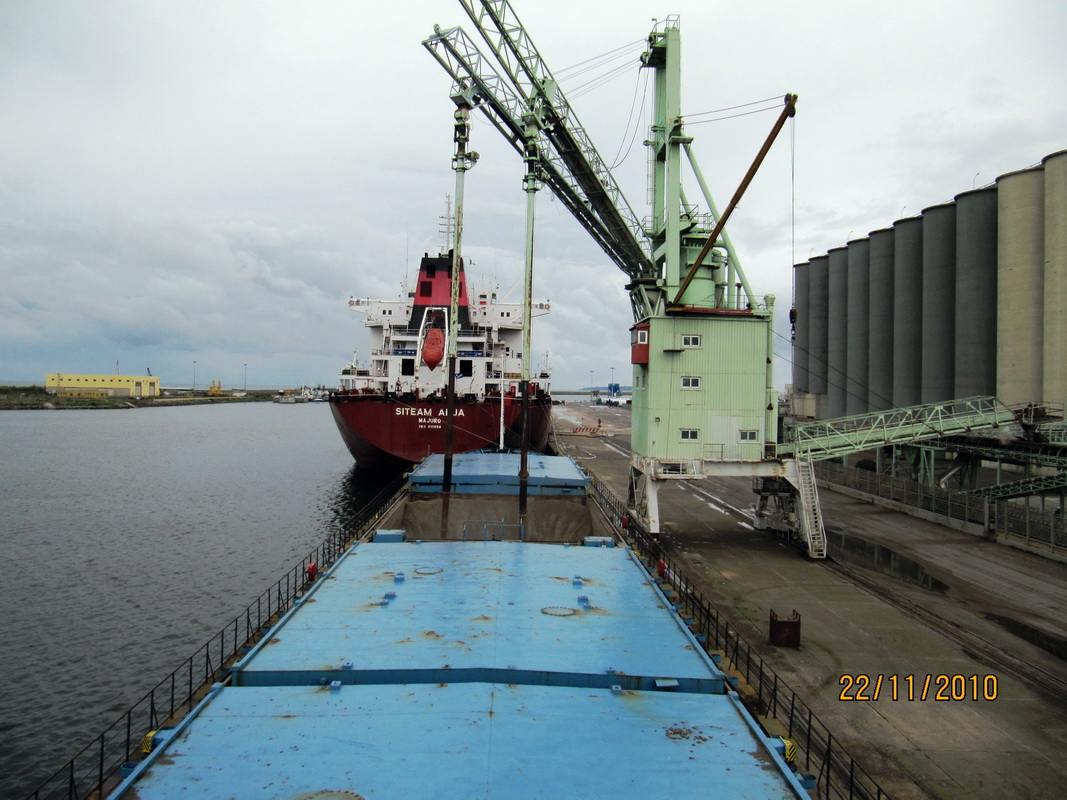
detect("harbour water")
[0,402,394,798]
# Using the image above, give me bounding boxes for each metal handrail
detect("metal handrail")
[585,472,889,800]
[27,473,408,800]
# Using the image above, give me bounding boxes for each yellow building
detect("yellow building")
[45,374,160,398]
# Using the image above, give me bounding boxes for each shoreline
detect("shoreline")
[0,390,279,411]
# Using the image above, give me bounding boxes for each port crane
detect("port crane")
[423,1,1019,557]
[423,3,813,550]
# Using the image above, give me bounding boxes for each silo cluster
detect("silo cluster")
[791,149,1067,419]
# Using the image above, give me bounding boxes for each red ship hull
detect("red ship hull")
[329,393,552,470]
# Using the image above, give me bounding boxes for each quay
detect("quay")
[554,402,1067,800]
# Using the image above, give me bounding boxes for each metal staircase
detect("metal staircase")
[791,459,827,558]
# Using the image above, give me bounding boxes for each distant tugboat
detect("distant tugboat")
[329,248,552,470]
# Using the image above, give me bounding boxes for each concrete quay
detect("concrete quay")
[553,402,1067,800]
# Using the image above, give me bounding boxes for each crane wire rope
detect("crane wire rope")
[682,94,786,119]
[567,57,643,100]
[608,67,650,170]
[683,104,782,125]
[556,37,645,79]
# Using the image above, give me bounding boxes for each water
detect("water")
[0,402,393,798]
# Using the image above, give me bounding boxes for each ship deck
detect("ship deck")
[113,539,808,798]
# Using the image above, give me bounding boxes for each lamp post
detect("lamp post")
[610,366,615,397]
[244,363,247,391]
[193,360,197,393]
[589,369,593,403]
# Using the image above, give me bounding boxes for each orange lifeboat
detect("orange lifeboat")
[422,328,444,371]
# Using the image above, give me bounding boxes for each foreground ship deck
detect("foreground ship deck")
[109,456,809,798]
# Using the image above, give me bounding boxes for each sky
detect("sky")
[2,0,1064,392]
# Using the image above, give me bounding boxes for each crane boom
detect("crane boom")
[424,25,652,279]
[449,0,654,279]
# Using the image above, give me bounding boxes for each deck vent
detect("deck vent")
[394,572,405,583]
[572,575,583,585]
[329,681,342,692]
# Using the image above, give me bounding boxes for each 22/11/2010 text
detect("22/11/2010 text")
[838,674,998,701]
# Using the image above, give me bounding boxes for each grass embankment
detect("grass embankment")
[0,386,276,410]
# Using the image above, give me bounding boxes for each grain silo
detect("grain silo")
[996,165,1044,406]
[808,254,830,397]
[921,202,957,404]
[1043,150,1067,411]
[793,261,810,394]
[795,150,1064,421]
[867,227,895,411]
[827,246,849,417]
[953,186,998,398]
[845,238,871,415]
[892,216,923,407]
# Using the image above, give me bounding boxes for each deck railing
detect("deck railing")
[27,473,408,800]
[586,473,889,800]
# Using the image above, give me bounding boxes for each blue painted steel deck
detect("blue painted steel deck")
[122,683,798,798]
[114,540,808,798]
[409,452,588,495]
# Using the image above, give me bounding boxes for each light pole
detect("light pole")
[589,369,593,402]
[193,360,197,393]
[610,366,615,396]
[244,363,247,391]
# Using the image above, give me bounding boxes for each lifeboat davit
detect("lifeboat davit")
[422,328,444,371]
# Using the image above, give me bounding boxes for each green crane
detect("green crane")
[425,2,823,553]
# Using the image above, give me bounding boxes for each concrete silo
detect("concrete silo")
[954,186,998,399]
[996,165,1044,406]
[1043,150,1067,411]
[892,216,923,407]
[793,261,810,394]
[827,246,849,417]
[867,227,895,411]
[808,254,830,399]
[846,238,871,415]
[921,202,957,404]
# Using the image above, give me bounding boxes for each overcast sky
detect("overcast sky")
[2,0,1064,391]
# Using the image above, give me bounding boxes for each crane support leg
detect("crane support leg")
[645,474,663,537]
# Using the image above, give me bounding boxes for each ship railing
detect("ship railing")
[585,474,890,800]
[26,472,409,800]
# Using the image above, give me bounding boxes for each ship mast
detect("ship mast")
[440,99,479,538]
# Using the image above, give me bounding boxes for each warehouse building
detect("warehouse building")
[45,373,160,398]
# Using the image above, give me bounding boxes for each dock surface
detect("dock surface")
[554,401,1067,800]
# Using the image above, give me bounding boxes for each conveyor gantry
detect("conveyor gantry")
[968,471,1067,500]
[778,396,1018,463]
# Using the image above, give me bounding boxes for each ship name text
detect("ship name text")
[395,407,466,417]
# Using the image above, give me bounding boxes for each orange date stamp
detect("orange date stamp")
[838,673,998,701]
